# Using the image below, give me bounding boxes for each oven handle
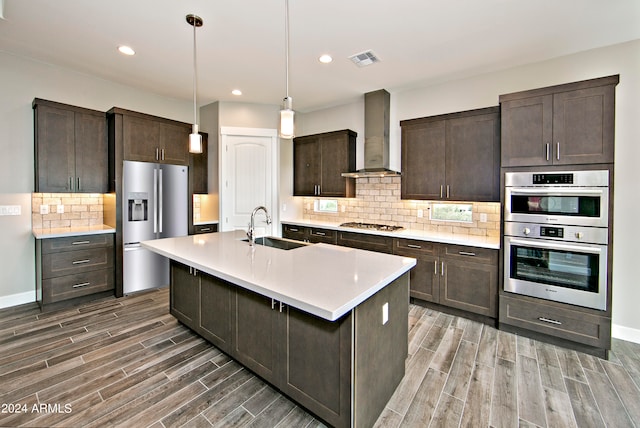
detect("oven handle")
[508,188,604,196]
[508,238,603,255]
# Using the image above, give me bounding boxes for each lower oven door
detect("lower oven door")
[504,236,607,310]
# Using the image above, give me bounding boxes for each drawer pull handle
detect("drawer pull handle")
[72,259,91,265]
[200,228,211,232]
[72,241,91,245]
[538,317,562,326]
[73,282,91,288]
[459,251,476,256]
[314,232,326,236]
[407,244,422,249]
[289,228,299,232]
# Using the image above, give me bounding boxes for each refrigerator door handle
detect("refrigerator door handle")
[158,168,163,233]
[153,168,158,234]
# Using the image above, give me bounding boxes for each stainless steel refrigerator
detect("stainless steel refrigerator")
[122,160,188,294]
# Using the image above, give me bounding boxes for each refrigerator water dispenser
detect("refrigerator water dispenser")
[128,193,148,222]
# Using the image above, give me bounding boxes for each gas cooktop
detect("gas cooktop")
[339,222,404,232]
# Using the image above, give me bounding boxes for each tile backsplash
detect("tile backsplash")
[302,177,500,237]
[32,193,104,229]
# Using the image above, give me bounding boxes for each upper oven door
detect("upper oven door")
[505,186,608,227]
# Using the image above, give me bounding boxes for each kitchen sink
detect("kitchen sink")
[242,236,309,250]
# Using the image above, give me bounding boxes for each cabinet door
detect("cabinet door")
[307,227,337,244]
[293,137,319,196]
[318,133,354,197]
[441,257,497,317]
[233,287,281,381]
[74,111,108,193]
[280,306,352,428]
[500,95,553,167]
[199,274,232,353]
[282,224,307,242]
[401,120,446,200]
[170,262,200,326]
[35,105,76,192]
[394,239,439,303]
[123,115,161,162]
[446,112,500,201]
[553,84,615,165]
[160,121,190,165]
[337,231,394,254]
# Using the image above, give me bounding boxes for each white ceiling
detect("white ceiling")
[1,0,639,112]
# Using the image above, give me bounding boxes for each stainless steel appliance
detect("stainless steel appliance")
[503,170,610,310]
[339,222,404,232]
[505,170,608,227]
[123,160,188,294]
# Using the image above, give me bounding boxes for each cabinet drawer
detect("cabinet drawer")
[41,234,114,254]
[499,295,611,348]
[42,247,114,279]
[441,244,497,264]
[42,268,114,304]
[282,224,306,242]
[394,238,438,256]
[308,228,337,244]
[338,231,393,254]
[194,224,218,234]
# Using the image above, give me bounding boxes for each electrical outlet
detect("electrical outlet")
[382,302,389,325]
[281,203,287,212]
[57,204,65,214]
[40,204,49,215]
[417,209,423,218]
[479,213,488,223]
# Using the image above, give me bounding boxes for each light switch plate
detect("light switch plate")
[382,302,389,325]
[479,213,488,223]
[57,204,65,214]
[40,204,49,215]
[0,205,21,216]
[417,209,423,218]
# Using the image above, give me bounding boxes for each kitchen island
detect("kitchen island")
[142,230,416,428]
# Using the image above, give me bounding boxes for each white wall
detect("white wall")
[297,40,640,341]
[0,51,193,307]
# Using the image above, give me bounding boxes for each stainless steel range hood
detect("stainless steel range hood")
[342,89,401,178]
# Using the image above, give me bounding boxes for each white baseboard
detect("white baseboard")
[0,290,36,310]
[612,323,640,345]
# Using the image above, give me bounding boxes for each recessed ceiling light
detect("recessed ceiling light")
[232,89,242,96]
[319,54,333,64]
[118,45,135,56]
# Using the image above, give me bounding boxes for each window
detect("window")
[314,199,338,213]
[430,203,472,222]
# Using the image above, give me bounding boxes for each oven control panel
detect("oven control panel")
[532,173,574,185]
[504,222,608,245]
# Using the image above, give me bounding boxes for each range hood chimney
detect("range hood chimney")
[342,89,401,178]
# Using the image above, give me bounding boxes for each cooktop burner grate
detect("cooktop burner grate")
[339,222,404,232]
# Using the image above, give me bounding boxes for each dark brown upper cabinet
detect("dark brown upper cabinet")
[114,109,191,166]
[500,75,619,167]
[400,107,500,202]
[33,99,108,193]
[293,129,356,198]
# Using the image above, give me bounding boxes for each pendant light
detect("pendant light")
[187,14,203,154]
[279,0,294,139]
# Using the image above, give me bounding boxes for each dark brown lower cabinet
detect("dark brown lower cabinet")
[394,238,498,319]
[281,224,337,244]
[337,231,394,253]
[36,233,115,310]
[170,261,409,428]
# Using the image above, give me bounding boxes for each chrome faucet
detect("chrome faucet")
[247,206,272,246]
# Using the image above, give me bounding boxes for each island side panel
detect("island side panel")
[354,272,409,428]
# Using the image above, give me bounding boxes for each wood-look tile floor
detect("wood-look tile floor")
[0,289,639,428]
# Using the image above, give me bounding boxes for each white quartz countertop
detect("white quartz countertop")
[142,230,416,321]
[33,225,116,239]
[282,219,500,249]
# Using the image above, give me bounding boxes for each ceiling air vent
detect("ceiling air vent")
[349,50,380,67]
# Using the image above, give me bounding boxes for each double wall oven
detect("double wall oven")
[503,170,610,311]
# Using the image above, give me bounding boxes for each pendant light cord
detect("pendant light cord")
[192,18,198,126]
[284,0,290,99]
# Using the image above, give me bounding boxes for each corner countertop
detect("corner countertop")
[142,230,416,321]
[33,225,116,239]
[281,219,500,249]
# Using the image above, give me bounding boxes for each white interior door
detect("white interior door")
[220,127,278,235]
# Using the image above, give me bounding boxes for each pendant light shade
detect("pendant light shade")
[187,14,203,154]
[279,0,294,139]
